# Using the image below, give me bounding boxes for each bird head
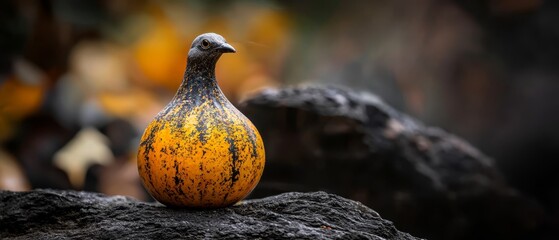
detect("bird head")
[187,33,236,63]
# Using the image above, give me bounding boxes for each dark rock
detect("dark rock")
[239,85,543,240]
[0,189,419,240]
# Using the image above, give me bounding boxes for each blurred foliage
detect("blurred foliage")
[0,0,294,200]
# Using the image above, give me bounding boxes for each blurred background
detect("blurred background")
[1,0,558,239]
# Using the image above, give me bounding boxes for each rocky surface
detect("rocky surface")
[0,189,419,240]
[239,85,543,240]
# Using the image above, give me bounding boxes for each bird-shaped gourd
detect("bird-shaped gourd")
[137,33,265,208]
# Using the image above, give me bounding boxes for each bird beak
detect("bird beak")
[216,43,236,53]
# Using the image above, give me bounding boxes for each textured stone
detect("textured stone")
[0,189,419,240]
[240,85,543,240]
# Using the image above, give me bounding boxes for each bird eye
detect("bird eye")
[201,39,211,49]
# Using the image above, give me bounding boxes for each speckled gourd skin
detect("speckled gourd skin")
[137,35,265,208]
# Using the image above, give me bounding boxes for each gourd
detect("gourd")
[137,33,265,208]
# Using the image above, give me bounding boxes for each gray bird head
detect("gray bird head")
[187,33,236,62]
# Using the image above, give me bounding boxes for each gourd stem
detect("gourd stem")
[173,57,225,104]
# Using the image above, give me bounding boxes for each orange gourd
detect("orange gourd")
[137,33,265,208]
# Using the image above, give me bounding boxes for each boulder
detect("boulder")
[239,85,543,240]
[0,189,419,239]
